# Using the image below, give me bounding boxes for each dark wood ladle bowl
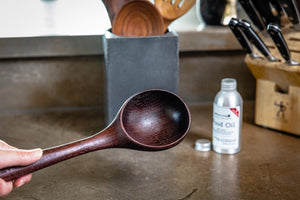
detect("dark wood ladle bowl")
[0,89,191,181]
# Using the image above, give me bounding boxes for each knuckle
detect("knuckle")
[15,150,33,165]
[0,179,13,197]
[0,140,7,149]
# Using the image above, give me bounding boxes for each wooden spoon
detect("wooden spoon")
[112,0,165,36]
[154,0,196,31]
[0,89,191,181]
[101,0,131,24]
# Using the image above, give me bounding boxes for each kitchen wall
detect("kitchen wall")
[0,28,256,113]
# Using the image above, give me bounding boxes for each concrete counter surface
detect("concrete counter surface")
[1,103,299,200]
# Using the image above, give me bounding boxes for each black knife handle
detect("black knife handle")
[267,23,291,61]
[229,18,259,58]
[270,0,283,16]
[267,23,299,65]
[251,0,281,26]
[238,0,266,31]
[297,0,300,10]
[279,0,300,24]
[238,19,278,61]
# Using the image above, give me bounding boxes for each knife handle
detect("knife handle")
[229,18,259,58]
[270,0,283,16]
[279,0,300,24]
[251,0,281,26]
[238,0,265,31]
[238,19,278,61]
[267,23,299,65]
[297,0,300,10]
[267,23,290,61]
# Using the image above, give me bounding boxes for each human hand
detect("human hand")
[0,140,42,197]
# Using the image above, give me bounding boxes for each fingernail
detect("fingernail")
[16,179,25,188]
[31,148,43,159]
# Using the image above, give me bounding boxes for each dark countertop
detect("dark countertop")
[1,102,299,200]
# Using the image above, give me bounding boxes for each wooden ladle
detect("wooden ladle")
[112,0,165,36]
[154,0,196,32]
[0,89,191,181]
[101,0,131,24]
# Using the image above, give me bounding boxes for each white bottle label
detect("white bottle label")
[213,104,240,149]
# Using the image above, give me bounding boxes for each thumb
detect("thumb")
[0,148,43,169]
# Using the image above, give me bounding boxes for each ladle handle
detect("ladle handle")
[102,0,115,22]
[0,128,119,181]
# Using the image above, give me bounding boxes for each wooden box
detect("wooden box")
[245,27,300,136]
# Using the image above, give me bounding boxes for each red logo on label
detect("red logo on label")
[230,108,239,117]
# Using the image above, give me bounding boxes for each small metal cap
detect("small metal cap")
[195,139,211,152]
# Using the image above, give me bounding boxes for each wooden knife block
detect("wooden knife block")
[245,26,300,136]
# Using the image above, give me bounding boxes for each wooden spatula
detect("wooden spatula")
[154,0,196,31]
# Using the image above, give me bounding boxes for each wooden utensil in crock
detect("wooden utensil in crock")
[154,0,196,32]
[101,0,131,24]
[112,0,165,36]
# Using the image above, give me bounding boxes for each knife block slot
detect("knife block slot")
[289,37,300,42]
[275,84,289,94]
[290,50,300,53]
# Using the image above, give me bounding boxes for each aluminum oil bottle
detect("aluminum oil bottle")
[212,78,243,154]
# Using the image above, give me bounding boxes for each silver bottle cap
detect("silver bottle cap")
[195,139,211,152]
[221,78,237,91]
